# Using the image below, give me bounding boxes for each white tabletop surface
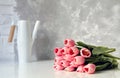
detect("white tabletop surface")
[0,60,120,78]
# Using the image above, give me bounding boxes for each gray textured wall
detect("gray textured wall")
[15,0,120,60]
[1,0,120,61]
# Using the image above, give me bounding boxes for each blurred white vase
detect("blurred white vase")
[17,20,32,64]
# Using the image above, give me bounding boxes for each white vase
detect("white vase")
[17,20,32,64]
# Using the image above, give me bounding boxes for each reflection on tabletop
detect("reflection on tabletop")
[54,69,120,78]
[0,60,120,78]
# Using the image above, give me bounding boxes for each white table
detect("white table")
[0,60,120,78]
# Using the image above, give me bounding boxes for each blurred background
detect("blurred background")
[0,0,120,62]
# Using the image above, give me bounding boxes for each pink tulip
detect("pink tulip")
[59,48,65,55]
[74,56,85,65]
[60,60,70,67]
[83,63,96,74]
[54,47,61,55]
[53,64,56,69]
[64,39,75,47]
[76,65,84,73]
[54,65,64,70]
[80,48,91,58]
[54,56,64,65]
[63,54,74,61]
[65,66,75,72]
[62,47,69,55]
[54,47,59,53]
[67,47,79,56]
[70,60,79,67]
[54,48,65,56]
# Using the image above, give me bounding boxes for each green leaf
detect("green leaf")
[85,55,102,64]
[85,55,114,64]
[76,41,96,50]
[76,46,84,50]
[100,55,114,63]
[107,59,118,69]
[96,60,118,71]
[92,46,116,55]
[103,53,120,60]
[96,62,110,71]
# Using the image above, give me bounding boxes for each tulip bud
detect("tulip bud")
[54,65,64,70]
[70,60,79,67]
[66,47,79,56]
[76,65,84,73]
[64,54,74,61]
[74,56,85,65]
[60,60,70,67]
[62,47,69,55]
[54,48,65,56]
[54,56,64,65]
[80,48,91,58]
[65,66,75,72]
[83,63,96,74]
[64,39,75,47]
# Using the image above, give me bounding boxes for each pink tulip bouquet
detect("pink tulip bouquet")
[53,39,120,74]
